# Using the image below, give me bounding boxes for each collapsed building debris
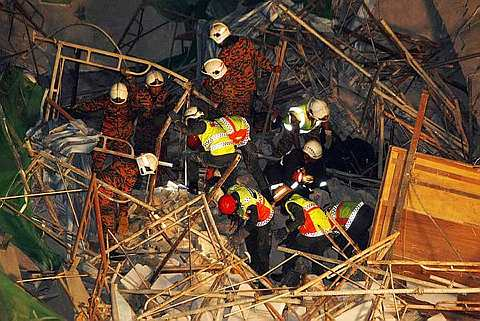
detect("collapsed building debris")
[1,1,480,321]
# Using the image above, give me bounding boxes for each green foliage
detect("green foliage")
[0,270,65,321]
[0,67,62,270]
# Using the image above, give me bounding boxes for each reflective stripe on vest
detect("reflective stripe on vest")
[285,194,332,237]
[228,184,274,227]
[198,120,236,156]
[216,116,250,147]
[329,201,364,230]
[282,104,319,134]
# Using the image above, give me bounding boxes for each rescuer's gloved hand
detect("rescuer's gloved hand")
[302,174,314,184]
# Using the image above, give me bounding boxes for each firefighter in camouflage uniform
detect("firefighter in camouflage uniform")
[204,22,279,118]
[76,82,152,236]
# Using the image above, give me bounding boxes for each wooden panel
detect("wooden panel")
[371,146,480,285]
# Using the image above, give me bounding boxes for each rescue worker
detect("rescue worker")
[273,193,374,286]
[327,200,374,256]
[282,98,332,150]
[131,70,170,155]
[264,139,328,197]
[208,22,279,118]
[272,192,332,287]
[173,107,272,201]
[75,82,150,236]
[217,184,274,275]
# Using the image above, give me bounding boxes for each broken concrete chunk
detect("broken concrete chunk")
[120,264,152,290]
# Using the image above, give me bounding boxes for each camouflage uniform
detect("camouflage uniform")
[130,85,169,155]
[78,96,150,234]
[204,36,273,118]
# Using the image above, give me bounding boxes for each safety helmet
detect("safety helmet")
[146,70,164,87]
[110,82,128,105]
[136,153,159,176]
[187,135,202,150]
[218,194,238,215]
[184,106,204,121]
[307,98,330,122]
[202,58,228,80]
[209,22,231,44]
[303,139,323,160]
[272,184,293,203]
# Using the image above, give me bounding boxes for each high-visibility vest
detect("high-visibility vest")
[216,116,250,147]
[198,120,236,156]
[285,194,332,237]
[283,104,320,134]
[228,184,274,227]
[328,201,364,230]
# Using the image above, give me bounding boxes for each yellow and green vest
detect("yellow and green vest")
[328,201,364,230]
[198,120,236,156]
[285,194,332,237]
[228,184,274,227]
[283,104,320,134]
[216,116,250,147]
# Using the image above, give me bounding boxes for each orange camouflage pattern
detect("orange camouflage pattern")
[131,86,169,154]
[203,37,273,117]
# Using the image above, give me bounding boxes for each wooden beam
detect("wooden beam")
[390,91,429,234]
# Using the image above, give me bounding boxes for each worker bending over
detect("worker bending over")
[273,191,373,286]
[74,82,151,236]
[282,98,332,150]
[172,107,271,200]
[217,184,274,275]
[327,200,374,257]
[265,138,328,197]
[208,22,279,118]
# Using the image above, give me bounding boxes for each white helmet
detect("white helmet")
[184,106,204,121]
[303,139,323,160]
[209,22,231,44]
[202,58,227,80]
[110,82,128,105]
[307,98,330,122]
[146,70,164,87]
[136,153,159,176]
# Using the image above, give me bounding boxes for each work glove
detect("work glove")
[302,174,314,184]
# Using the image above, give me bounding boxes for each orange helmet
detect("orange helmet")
[187,135,201,150]
[218,194,238,215]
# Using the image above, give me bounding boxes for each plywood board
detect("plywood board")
[371,146,480,285]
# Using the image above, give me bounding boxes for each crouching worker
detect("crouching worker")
[327,200,374,257]
[172,107,272,200]
[272,190,332,287]
[264,138,329,198]
[217,184,274,275]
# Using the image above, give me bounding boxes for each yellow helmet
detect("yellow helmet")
[202,58,228,80]
[209,22,231,44]
[146,70,164,87]
[110,82,128,105]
